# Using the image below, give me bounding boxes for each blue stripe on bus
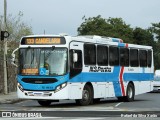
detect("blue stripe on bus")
[69,72,154,82]
[123,73,154,81]
[118,43,126,47]
[113,82,122,97]
[112,38,121,43]
[17,74,69,91]
[17,68,154,95]
[112,66,122,96]
[69,66,120,82]
[69,67,153,97]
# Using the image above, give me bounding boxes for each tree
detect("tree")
[78,15,160,69]
[149,22,160,69]
[133,27,154,46]
[0,11,32,41]
[106,17,134,43]
[0,12,33,94]
[77,15,134,43]
[0,11,33,56]
[78,15,108,36]
[151,22,160,42]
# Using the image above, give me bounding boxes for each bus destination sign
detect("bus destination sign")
[21,37,66,45]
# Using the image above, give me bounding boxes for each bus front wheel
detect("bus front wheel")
[76,84,93,106]
[37,100,52,106]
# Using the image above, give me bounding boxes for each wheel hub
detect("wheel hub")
[128,87,133,98]
[83,90,89,101]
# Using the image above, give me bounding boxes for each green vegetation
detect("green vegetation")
[0,11,33,57]
[78,15,160,69]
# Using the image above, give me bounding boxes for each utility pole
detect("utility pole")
[3,0,8,94]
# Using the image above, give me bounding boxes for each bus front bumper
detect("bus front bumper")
[17,85,69,100]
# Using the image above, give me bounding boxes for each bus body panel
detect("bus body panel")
[17,81,153,100]
[15,35,154,102]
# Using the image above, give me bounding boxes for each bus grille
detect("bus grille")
[21,78,58,84]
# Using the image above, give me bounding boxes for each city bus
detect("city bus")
[11,35,154,106]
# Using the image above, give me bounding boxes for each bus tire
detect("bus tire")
[125,83,135,102]
[76,84,93,106]
[37,100,52,106]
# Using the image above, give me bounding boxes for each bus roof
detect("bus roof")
[19,34,152,49]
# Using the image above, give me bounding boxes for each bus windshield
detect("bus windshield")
[19,48,68,76]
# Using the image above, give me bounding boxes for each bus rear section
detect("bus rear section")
[69,39,154,105]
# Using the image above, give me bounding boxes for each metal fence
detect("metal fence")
[0,56,17,94]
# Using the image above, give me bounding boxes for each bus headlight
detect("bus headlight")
[17,83,24,92]
[54,82,67,93]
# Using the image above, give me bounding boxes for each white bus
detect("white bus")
[12,35,154,106]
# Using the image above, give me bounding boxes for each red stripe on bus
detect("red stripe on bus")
[120,66,126,96]
[126,43,128,48]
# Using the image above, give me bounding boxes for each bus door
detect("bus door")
[68,41,83,99]
[69,41,83,79]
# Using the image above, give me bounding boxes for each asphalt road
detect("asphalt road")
[0,91,160,119]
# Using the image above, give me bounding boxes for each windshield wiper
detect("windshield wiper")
[44,46,55,61]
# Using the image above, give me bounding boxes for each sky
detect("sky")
[0,0,160,36]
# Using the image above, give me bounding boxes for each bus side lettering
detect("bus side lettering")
[89,66,111,72]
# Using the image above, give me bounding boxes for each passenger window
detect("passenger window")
[139,50,147,67]
[130,49,139,67]
[97,45,108,66]
[120,48,129,66]
[84,44,96,65]
[147,50,152,67]
[109,46,119,66]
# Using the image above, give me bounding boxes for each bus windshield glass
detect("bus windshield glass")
[19,48,68,76]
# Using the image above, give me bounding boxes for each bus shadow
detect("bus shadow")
[95,99,119,104]
[26,99,120,108]
[49,99,120,108]
[149,91,160,93]
[131,99,151,102]
[25,98,151,108]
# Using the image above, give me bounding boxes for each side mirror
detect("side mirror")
[73,53,78,62]
[11,48,19,67]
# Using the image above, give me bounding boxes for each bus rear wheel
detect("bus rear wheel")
[117,83,135,102]
[37,100,52,106]
[125,83,135,102]
[76,84,93,106]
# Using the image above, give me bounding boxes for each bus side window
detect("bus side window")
[120,48,129,66]
[84,44,96,65]
[147,50,152,67]
[109,46,119,66]
[130,49,139,67]
[70,49,82,78]
[97,45,108,66]
[139,49,147,67]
